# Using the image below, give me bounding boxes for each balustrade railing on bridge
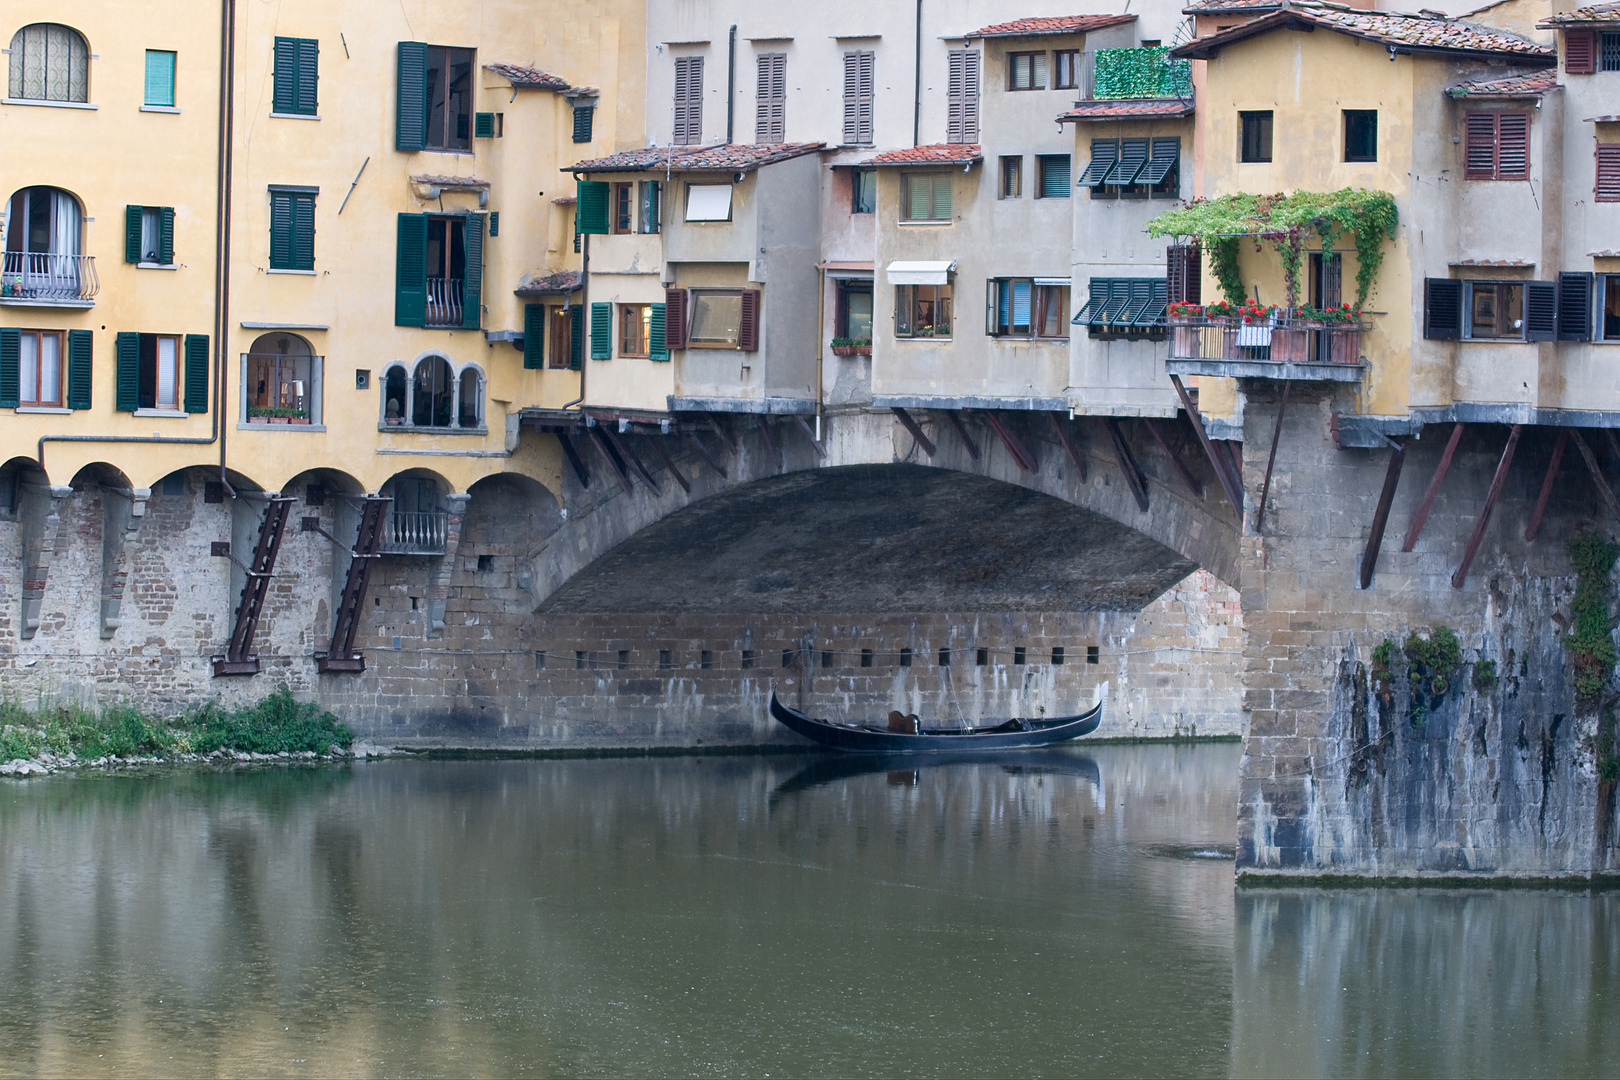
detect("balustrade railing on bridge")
[381,511,449,554]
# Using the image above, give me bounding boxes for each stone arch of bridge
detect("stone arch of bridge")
[516,410,1240,613]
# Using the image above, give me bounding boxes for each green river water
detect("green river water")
[0,744,1614,1077]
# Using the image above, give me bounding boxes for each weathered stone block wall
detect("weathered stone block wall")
[1239,385,1620,878]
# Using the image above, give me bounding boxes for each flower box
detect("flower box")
[1170,319,1201,359]
[288,417,311,424]
[854,344,871,356]
[1330,328,1361,364]
[831,345,857,357]
[1270,326,1311,363]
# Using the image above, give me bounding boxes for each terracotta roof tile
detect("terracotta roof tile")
[1181,0,1282,11]
[568,142,825,173]
[1446,68,1560,98]
[1540,2,1620,25]
[514,269,583,296]
[485,63,570,91]
[1059,98,1195,122]
[862,143,983,166]
[1176,2,1554,60]
[968,14,1136,38]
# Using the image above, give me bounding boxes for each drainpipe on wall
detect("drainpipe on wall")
[913,0,923,147]
[726,25,737,144]
[36,0,235,477]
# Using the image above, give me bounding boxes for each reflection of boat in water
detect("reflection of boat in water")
[769,693,1102,753]
[771,748,1103,800]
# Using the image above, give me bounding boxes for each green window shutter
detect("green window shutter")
[183,334,209,413]
[396,42,429,151]
[0,329,19,408]
[272,38,298,113]
[649,303,668,361]
[297,39,318,114]
[573,105,594,143]
[474,111,495,138]
[269,192,292,268]
[292,194,315,270]
[523,304,545,369]
[395,213,428,326]
[159,207,175,265]
[115,332,140,412]
[144,50,175,108]
[66,329,92,409]
[932,176,952,220]
[125,205,143,264]
[576,180,610,234]
[461,214,484,329]
[569,305,584,369]
[489,211,499,237]
[590,302,612,359]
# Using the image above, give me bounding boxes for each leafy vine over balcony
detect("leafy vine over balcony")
[1147,188,1398,310]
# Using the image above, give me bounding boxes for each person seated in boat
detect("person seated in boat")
[886,711,921,734]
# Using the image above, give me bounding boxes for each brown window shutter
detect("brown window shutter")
[1497,113,1530,179]
[1167,244,1201,304]
[1598,145,1620,201]
[1567,30,1597,74]
[946,50,979,144]
[1464,112,1499,179]
[739,289,761,351]
[664,287,687,349]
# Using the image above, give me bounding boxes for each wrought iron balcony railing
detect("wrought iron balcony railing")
[1,252,98,305]
[425,277,463,327]
[1167,316,1367,365]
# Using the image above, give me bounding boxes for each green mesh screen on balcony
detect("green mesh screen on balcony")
[1092,47,1192,100]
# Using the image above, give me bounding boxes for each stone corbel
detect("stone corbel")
[17,484,73,640]
[425,493,472,638]
[100,487,151,638]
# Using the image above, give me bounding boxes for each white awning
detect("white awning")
[1032,277,1070,286]
[885,260,956,285]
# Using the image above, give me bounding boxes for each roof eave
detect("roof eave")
[1174,15,1554,64]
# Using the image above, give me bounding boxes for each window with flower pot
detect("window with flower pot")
[243,331,320,425]
[834,280,872,352]
[895,283,952,338]
[987,278,1068,338]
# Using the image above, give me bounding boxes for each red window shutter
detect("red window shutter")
[1567,30,1597,74]
[1497,113,1530,179]
[739,289,761,351]
[1464,113,1498,179]
[1599,145,1620,201]
[664,287,687,350]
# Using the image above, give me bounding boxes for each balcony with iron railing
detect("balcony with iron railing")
[425,277,463,328]
[1165,313,1368,382]
[380,510,449,554]
[1,252,98,307]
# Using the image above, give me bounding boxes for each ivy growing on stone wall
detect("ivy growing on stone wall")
[1565,533,1619,714]
[1147,189,1399,309]
[1092,47,1193,100]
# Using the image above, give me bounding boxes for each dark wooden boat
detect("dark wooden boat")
[769,693,1102,753]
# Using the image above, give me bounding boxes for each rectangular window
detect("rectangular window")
[902,174,951,221]
[895,283,952,338]
[947,50,980,144]
[1241,111,1273,162]
[1464,281,1525,340]
[852,168,877,213]
[612,183,634,234]
[1604,31,1620,70]
[688,290,744,348]
[988,279,1068,338]
[1602,276,1620,340]
[843,50,874,145]
[1074,278,1169,338]
[1054,50,1080,90]
[837,280,873,339]
[422,46,474,150]
[619,304,651,357]
[127,205,174,265]
[271,37,318,116]
[268,189,316,270]
[1008,51,1047,91]
[548,307,573,368]
[674,55,704,146]
[18,329,62,407]
[572,104,594,143]
[685,184,733,222]
[1344,110,1377,162]
[144,50,176,108]
[142,333,182,409]
[756,52,786,143]
[1000,155,1022,198]
[639,180,663,233]
[1464,112,1530,180]
[245,347,318,423]
[1037,154,1071,198]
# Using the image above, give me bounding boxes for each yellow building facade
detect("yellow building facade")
[2,0,645,498]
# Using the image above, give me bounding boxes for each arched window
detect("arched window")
[411,356,454,427]
[8,25,89,103]
[4,187,87,301]
[458,368,482,428]
[382,366,407,424]
[245,332,320,424]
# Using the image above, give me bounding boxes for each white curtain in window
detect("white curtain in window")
[9,25,89,102]
[156,337,178,408]
[19,333,36,403]
[39,333,59,404]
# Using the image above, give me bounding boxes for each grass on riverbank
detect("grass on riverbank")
[0,688,354,762]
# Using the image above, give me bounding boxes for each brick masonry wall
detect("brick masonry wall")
[0,472,1241,745]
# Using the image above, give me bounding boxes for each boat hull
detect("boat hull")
[769,694,1102,753]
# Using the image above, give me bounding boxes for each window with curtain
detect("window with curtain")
[8,24,89,103]
[895,284,952,338]
[988,279,1068,338]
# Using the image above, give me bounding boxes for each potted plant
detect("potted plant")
[830,337,857,357]
[852,336,872,356]
[1319,303,1362,363]
[1271,306,1312,363]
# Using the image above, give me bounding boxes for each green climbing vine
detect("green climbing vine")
[1565,534,1620,714]
[1147,189,1399,309]
[1092,47,1193,99]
